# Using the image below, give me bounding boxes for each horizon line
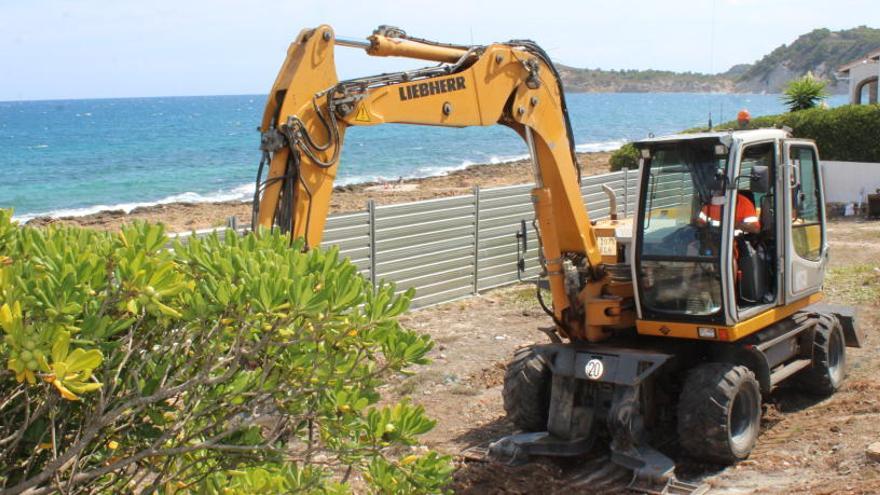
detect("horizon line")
[0,90,827,105]
[0,92,267,104]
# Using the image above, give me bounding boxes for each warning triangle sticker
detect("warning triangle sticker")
[355,105,371,122]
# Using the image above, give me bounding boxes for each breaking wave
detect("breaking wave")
[15,183,255,223]
[15,139,625,222]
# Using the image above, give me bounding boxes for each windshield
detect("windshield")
[638,140,728,318]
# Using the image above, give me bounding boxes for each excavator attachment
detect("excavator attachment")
[488,343,708,494]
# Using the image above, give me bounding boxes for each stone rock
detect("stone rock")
[867,442,880,462]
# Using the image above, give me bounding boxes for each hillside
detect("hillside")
[559,26,880,94]
[557,66,734,93]
[733,26,880,93]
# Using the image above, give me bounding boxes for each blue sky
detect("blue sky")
[0,0,876,101]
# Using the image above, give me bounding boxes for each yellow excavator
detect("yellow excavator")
[252,25,862,494]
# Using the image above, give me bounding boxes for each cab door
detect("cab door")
[782,140,828,302]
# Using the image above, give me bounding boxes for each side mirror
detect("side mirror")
[750,165,770,193]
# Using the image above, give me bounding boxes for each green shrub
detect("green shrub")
[781,72,829,111]
[0,210,452,494]
[609,143,639,171]
[698,104,880,163]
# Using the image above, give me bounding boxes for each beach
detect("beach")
[25,151,613,232]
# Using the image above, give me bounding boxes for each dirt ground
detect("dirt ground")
[388,218,880,494]
[25,152,612,232]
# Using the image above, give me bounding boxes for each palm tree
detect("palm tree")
[782,72,829,112]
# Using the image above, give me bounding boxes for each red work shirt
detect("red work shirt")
[697,192,760,232]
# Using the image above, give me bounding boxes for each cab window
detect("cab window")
[638,141,727,318]
[790,146,822,261]
[738,142,774,209]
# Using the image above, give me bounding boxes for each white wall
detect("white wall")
[847,62,879,104]
[822,161,880,204]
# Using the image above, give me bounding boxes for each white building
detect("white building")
[837,49,880,104]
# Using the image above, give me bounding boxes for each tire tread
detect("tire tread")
[796,314,845,395]
[678,362,761,464]
[502,346,551,432]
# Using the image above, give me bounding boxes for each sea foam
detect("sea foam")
[15,183,256,223]
[15,139,624,222]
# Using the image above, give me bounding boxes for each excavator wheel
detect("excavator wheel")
[795,314,846,396]
[502,345,551,432]
[677,362,761,464]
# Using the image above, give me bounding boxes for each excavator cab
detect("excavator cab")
[632,129,832,334]
[634,136,730,320]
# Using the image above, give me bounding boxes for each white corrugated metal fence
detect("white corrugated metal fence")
[321,168,637,309]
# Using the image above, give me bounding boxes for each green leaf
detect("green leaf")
[153,301,181,318]
[0,302,15,333]
[64,348,102,373]
[64,381,102,394]
[52,330,71,363]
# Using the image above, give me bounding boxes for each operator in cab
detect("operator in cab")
[695,191,761,236]
[693,185,767,307]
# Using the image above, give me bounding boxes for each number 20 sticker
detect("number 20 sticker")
[584,359,604,380]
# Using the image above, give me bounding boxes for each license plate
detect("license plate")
[598,236,617,256]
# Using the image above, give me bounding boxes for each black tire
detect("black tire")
[797,314,846,396]
[502,345,552,432]
[678,362,762,464]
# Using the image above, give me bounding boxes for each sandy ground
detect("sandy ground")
[25,152,612,232]
[383,218,880,494]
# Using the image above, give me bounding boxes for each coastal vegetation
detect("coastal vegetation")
[609,104,880,166]
[713,104,880,163]
[782,73,829,111]
[558,66,733,93]
[0,211,451,494]
[560,26,880,94]
[609,143,639,172]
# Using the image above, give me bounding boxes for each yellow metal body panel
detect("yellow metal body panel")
[258,25,342,247]
[636,292,823,342]
[532,187,571,333]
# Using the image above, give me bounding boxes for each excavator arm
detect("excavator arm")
[253,25,633,341]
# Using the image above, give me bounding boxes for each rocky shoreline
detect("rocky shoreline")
[26,152,613,233]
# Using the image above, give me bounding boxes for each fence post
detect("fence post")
[367,199,377,289]
[226,215,238,230]
[623,167,629,218]
[473,185,480,295]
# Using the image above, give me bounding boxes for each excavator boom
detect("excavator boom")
[253,25,634,342]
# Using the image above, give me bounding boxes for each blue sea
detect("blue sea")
[0,93,846,220]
